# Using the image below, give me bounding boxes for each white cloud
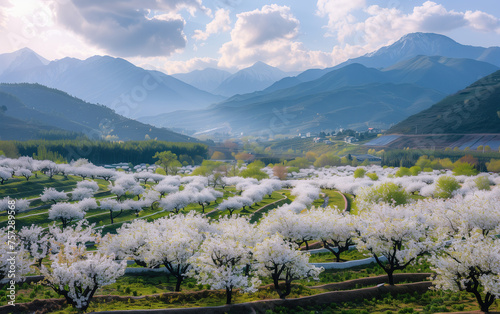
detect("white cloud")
[317,1,500,65]
[193,8,231,41]
[51,0,212,57]
[164,57,220,74]
[230,4,299,47]
[133,56,220,75]
[217,1,500,72]
[0,0,105,59]
[464,10,500,32]
[218,4,332,71]
[316,0,366,40]
[1,0,499,74]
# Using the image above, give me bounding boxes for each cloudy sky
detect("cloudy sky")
[0,0,499,74]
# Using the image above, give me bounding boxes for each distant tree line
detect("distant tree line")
[0,140,208,165]
[381,149,500,171]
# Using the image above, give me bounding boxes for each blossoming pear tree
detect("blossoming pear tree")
[253,234,322,299]
[188,234,260,304]
[429,230,500,313]
[356,203,436,285]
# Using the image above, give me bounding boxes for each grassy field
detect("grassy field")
[312,189,348,210]
[308,249,369,263]
[0,173,98,200]
[0,176,298,234]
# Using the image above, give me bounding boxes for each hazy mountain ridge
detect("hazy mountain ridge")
[172,68,232,94]
[0,47,49,76]
[212,62,292,97]
[0,49,224,118]
[208,56,497,111]
[269,32,500,90]
[140,54,498,135]
[140,81,447,135]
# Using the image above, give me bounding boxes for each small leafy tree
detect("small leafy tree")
[435,176,460,199]
[486,159,500,172]
[453,162,478,176]
[153,151,178,175]
[211,151,225,160]
[239,161,268,180]
[273,165,288,180]
[395,167,411,177]
[353,168,366,178]
[357,182,409,206]
[474,176,491,191]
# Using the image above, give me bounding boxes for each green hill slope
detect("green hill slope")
[0,83,196,142]
[388,70,500,134]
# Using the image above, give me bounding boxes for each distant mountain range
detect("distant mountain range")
[388,69,500,134]
[0,83,196,142]
[140,54,498,135]
[212,62,291,97]
[269,32,500,90]
[2,32,499,139]
[0,50,224,118]
[172,68,232,94]
[172,62,294,97]
[0,47,49,75]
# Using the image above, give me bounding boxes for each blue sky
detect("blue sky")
[0,0,499,73]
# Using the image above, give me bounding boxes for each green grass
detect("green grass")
[312,189,347,210]
[345,193,356,214]
[266,290,487,314]
[250,195,291,223]
[312,260,432,286]
[0,173,82,200]
[205,191,286,220]
[308,249,369,263]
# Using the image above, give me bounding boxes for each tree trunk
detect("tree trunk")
[273,276,284,299]
[244,264,251,276]
[387,270,394,285]
[175,276,182,292]
[471,288,495,313]
[283,281,292,299]
[322,241,342,262]
[225,287,232,304]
